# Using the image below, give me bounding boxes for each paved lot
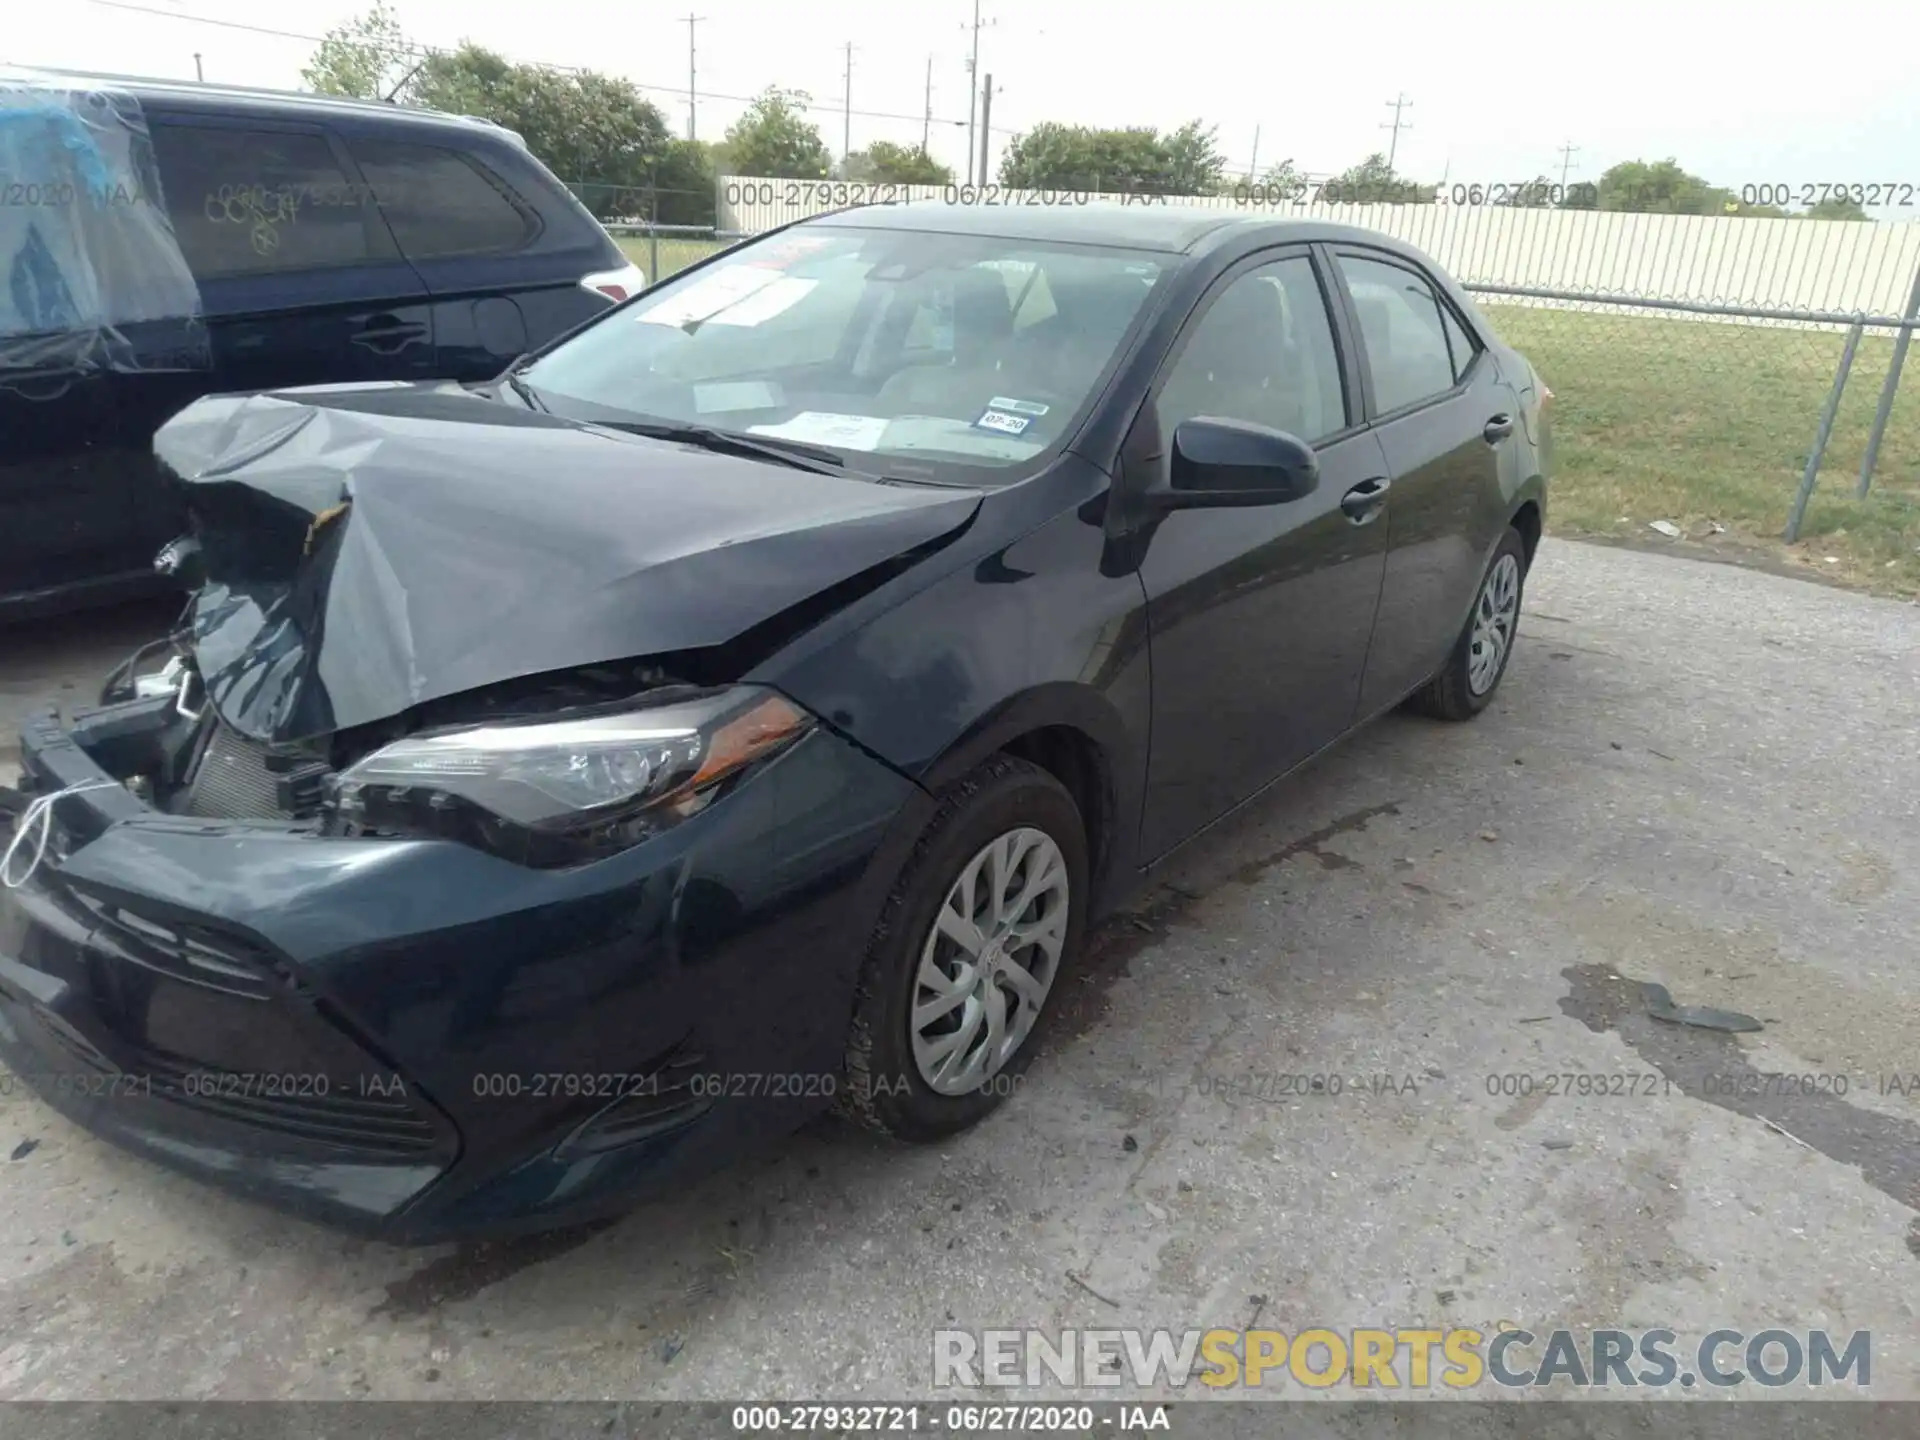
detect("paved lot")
[1,539,1917,1403]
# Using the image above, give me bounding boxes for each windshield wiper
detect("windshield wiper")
[492,353,548,412]
[596,420,847,474]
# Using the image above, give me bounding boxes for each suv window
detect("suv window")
[350,139,537,259]
[149,123,376,279]
[1156,255,1345,444]
[1338,253,1459,414]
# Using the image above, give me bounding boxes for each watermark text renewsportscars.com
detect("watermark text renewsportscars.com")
[933,1327,1871,1390]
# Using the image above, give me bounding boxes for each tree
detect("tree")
[837,141,952,185]
[301,2,418,101]
[410,44,673,220]
[723,89,831,180]
[1804,194,1871,221]
[1323,153,1431,204]
[995,121,1223,195]
[1593,158,1726,215]
[651,139,719,227]
[1162,120,1227,196]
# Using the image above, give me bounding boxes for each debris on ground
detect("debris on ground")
[10,1138,39,1161]
[1649,520,1682,538]
[1479,830,1499,842]
[1121,1134,1139,1153]
[658,1336,685,1364]
[1642,981,1762,1033]
[1541,1139,1574,1151]
[1067,1270,1121,1308]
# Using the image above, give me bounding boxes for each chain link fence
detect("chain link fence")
[1466,285,1920,588]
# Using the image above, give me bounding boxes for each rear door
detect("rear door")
[1329,248,1516,714]
[337,126,623,375]
[146,113,438,394]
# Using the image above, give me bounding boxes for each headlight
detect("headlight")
[328,686,813,866]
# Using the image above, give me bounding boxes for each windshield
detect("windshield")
[519,225,1166,484]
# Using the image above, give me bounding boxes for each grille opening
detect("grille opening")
[175,718,331,821]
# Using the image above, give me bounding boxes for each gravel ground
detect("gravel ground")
[1,538,1916,1408]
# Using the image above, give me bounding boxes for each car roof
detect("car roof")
[5,67,520,141]
[803,200,1438,266]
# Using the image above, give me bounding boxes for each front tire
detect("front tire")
[840,754,1088,1142]
[1406,526,1529,721]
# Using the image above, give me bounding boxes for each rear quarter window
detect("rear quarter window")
[349,138,540,259]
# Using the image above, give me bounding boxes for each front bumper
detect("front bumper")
[0,701,925,1241]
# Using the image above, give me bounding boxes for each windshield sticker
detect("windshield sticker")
[749,412,890,451]
[635,265,783,328]
[987,396,1050,416]
[753,235,835,269]
[694,380,781,413]
[973,408,1033,437]
[705,276,817,327]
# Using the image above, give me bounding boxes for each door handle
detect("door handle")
[1340,476,1391,524]
[352,316,429,354]
[1483,413,1515,443]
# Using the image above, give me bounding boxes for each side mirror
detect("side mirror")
[1152,417,1320,510]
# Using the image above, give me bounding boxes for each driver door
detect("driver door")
[1131,247,1391,860]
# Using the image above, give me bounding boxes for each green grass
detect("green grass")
[1483,303,1920,599]
[618,235,730,281]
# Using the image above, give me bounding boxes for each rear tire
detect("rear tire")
[839,754,1088,1142]
[1406,526,1529,722]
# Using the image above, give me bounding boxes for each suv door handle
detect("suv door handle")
[1340,476,1391,524]
[352,315,429,353]
[1483,413,1515,443]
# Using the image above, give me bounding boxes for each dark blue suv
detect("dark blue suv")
[1,71,641,618]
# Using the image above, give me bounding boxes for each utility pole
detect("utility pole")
[977,75,994,188]
[922,55,933,153]
[681,14,704,141]
[1382,92,1412,170]
[842,42,856,160]
[1247,125,1260,182]
[1556,140,1580,191]
[193,53,204,82]
[961,0,997,185]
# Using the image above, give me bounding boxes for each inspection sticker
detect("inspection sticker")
[988,396,1050,416]
[973,408,1033,437]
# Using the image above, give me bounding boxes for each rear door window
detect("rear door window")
[349,139,539,259]
[148,122,379,279]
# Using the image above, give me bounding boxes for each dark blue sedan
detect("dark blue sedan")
[0,202,1550,1239]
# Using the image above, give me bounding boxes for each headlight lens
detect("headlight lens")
[328,686,813,866]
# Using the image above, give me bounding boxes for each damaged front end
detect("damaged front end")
[63,381,980,853]
[87,632,814,872]
[0,384,957,1237]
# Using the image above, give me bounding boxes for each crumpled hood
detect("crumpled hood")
[154,383,980,745]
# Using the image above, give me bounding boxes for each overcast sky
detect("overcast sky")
[8,0,1918,203]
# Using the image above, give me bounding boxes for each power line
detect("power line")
[961,0,998,185]
[1556,140,1581,190]
[680,14,703,142]
[1382,91,1412,171]
[80,0,976,130]
[841,41,856,158]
